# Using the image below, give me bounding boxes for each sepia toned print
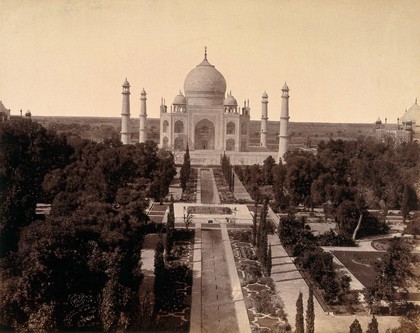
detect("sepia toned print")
[1,1,419,332]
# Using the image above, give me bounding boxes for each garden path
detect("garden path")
[201,228,240,333]
[268,234,400,332]
[168,166,183,201]
[189,168,251,333]
[232,171,252,202]
[199,168,221,204]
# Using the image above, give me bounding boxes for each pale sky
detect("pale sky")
[1,0,419,123]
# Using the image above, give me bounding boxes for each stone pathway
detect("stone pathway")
[168,166,183,201]
[268,233,400,332]
[201,228,240,333]
[199,168,221,204]
[233,171,253,202]
[189,169,251,333]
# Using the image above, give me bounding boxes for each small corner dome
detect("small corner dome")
[173,91,187,105]
[282,82,289,91]
[123,78,130,87]
[224,93,238,106]
[262,91,268,98]
[375,117,382,124]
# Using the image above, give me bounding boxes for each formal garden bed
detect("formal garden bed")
[188,205,232,215]
[140,229,194,332]
[229,230,290,333]
[181,168,197,202]
[213,168,238,204]
[331,251,385,289]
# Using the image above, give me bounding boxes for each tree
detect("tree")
[306,287,315,333]
[252,201,258,246]
[153,234,166,311]
[262,155,276,185]
[401,185,410,223]
[266,243,272,276]
[295,292,304,333]
[0,119,73,256]
[180,144,191,192]
[272,162,288,211]
[366,315,379,333]
[183,207,193,230]
[165,195,175,257]
[385,315,420,333]
[349,319,363,333]
[284,151,318,208]
[366,238,414,307]
[149,149,177,203]
[0,128,161,331]
[257,198,269,266]
[336,201,388,240]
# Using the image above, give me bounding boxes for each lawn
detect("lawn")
[331,251,385,288]
[188,206,232,215]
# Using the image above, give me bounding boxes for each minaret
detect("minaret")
[278,82,290,162]
[120,78,131,145]
[139,88,147,143]
[260,91,268,147]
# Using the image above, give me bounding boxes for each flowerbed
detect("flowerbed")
[213,168,238,204]
[181,168,197,202]
[152,230,194,332]
[229,230,290,332]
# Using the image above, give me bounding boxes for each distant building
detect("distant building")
[119,48,291,163]
[0,101,10,121]
[376,98,420,143]
[0,102,33,121]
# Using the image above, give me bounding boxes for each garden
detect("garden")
[180,168,198,202]
[331,251,385,288]
[213,167,238,204]
[140,229,194,332]
[229,230,290,333]
[188,205,232,215]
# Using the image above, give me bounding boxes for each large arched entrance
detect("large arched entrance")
[195,119,215,150]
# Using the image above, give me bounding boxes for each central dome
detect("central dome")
[184,56,227,106]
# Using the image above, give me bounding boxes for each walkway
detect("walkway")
[233,171,252,202]
[199,168,221,204]
[201,227,239,333]
[168,166,183,201]
[189,168,251,333]
[268,234,400,332]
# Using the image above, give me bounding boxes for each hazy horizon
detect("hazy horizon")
[1,0,419,124]
[32,114,382,125]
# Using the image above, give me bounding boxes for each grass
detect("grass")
[188,206,232,215]
[331,251,385,288]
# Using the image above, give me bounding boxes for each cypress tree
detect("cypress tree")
[266,243,272,276]
[180,144,190,192]
[257,198,268,264]
[165,195,175,256]
[295,292,304,333]
[154,234,165,310]
[252,202,258,246]
[306,287,315,333]
[349,319,362,333]
[366,315,378,333]
[401,185,409,223]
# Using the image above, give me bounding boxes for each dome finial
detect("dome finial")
[204,46,207,60]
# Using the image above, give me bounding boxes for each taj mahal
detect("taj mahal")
[119,49,290,165]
